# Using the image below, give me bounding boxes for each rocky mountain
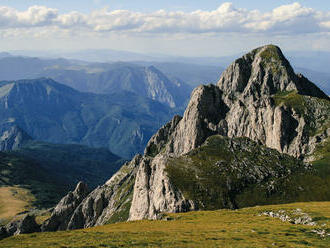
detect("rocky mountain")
[0,56,73,80]
[0,78,174,158]
[0,54,329,104]
[134,62,223,88]
[0,56,192,108]
[23,45,330,232]
[42,64,192,108]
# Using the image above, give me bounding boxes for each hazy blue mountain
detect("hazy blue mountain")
[134,62,224,87]
[287,50,330,73]
[0,56,74,80]
[0,56,192,108]
[0,53,328,99]
[0,124,32,151]
[295,67,330,95]
[0,78,174,158]
[0,52,11,59]
[41,63,192,108]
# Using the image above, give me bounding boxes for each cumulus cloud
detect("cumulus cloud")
[0,2,329,35]
[0,6,58,27]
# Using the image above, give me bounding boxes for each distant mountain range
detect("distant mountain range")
[40,64,192,108]
[295,67,330,96]
[0,78,174,158]
[0,56,193,108]
[0,52,328,96]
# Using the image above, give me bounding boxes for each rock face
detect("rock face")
[43,44,330,231]
[129,153,195,220]
[0,215,40,239]
[42,155,141,231]
[41,181,89,231]
[128,45,329,220]
[0,124,32,151]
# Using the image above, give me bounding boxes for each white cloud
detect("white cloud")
[0,2,329,36]
[0,6,58,28]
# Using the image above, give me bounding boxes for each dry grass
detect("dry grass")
[0,201,329,247]
[0,186,35,224]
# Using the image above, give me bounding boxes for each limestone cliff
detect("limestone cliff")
[43,45,330,230]
[129,44,329,220]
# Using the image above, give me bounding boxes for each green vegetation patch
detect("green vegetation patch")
[165,135,316,210]
[273,91,330,136]
[258,45,285,74]
[273,90,306,115]
[0,152,67,210]
[259,45,282,62]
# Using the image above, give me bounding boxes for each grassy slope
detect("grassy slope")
[0,152,67,210]
[12,141,124,189]
[0,187,35,225]
[0,202,329,247]
[0,142,125,223]
[272,91,330,136]
[166,135,328,210]
[165,92,330,210]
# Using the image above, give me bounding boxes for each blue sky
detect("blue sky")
[0,1,329,56]
[0,0,328,12]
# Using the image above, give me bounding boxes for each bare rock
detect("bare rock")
[41,44,330,227]
[0,215,40,239]
[129,154,195,220]
[41,181,89,231]
[42,155,141,231]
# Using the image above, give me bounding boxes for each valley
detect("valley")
[0,1,330,247]
[0,44,329,246]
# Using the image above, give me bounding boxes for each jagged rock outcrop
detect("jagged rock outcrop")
[128,45,329,219]
[129,153,195,220]
[216,45,328,158]
[0,215,40,239]
[41,181,89,231]
[42,155,141,231]
[144,115,182,157]
[168,84,228,155]
[148,45,329,159]
[42,44,330,231]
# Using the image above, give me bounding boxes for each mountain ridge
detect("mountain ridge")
[0,78,175,158]
[17,45,330,233]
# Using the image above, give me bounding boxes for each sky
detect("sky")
[0,1,329,56]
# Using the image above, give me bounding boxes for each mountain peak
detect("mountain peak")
[217,44,328,100]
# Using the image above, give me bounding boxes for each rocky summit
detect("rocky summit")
[43,45,330,231]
